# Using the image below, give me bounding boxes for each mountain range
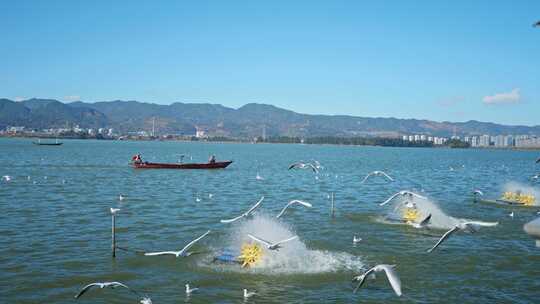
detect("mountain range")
[1,98,539,138]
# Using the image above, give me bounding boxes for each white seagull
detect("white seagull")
[353,235,362,244]
[509,212,514,218]
[352,264,402,296]
[2,175,12,182]
[140,297,153,304]
[276,200,312,218]
[472,189,484,196]
[185,284,199,295]
[360,171,394,183]
[427,221,499,253]
[243,289,256,298]
[220,197,264,223]
[288,162,319,173]
[110,208,121,215]
[247,234,298,251]
[255,172,264,180]
[74,282,136,299]
[145,230,211,257]
[380,191,427,206]
[118,194,126,201]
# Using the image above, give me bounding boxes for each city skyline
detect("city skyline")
[1,1,539,126]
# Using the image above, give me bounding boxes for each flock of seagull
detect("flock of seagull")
[4,157,535,302]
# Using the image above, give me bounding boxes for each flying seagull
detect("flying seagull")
[74,282,137,299]
[536,157,540,163]
[380,191,427,206]
[533,21,540,27]
[220,197,264,223]
[353,235,362,244]
[427,221,498,253]
[244,288,256,298]
[472,189,484,196]
[140,297,153,304]
[352,264,402,296]
[185,284,199,295]
[110,208,121,215]
[276,200,312,218]
[247,234,298,250]
[145,230,211,257]
[288,162,319,173]
[360,171,394,183]
[1,175,12,182]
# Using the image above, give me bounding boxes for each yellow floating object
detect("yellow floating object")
[238,243,263,268]
[403,208,419,222]
[500,191,536,206]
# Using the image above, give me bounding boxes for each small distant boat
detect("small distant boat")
[132,160,233,169]
[33,138,63,146]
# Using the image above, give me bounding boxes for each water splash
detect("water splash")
[502,182,540,206]
[382,195,460,230]
[204,214,363,274]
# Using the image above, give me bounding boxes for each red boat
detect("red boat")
[132,160,233,169]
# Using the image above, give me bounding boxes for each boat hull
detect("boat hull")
[33,142,63,146]
[132,161,233,169]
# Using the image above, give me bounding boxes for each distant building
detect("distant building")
[195,128,207,138]
[402,135,408,141]
[414,135,420,141]
[420,135,426,141]
[479,135,490,147]
[408,135,414,141]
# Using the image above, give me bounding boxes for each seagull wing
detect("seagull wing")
[273,235,298,246]
[144,251,179,256]
[380,192,400,206]
[463,221,499,228]
[427,226,460,253]
[220,214,244,223]
[179,230,211,255]
[308,163,319,173]
[247,234,272,247]
[380,171,394,181]
[288,163,300,170]
[410,192,427,200]
[292,200,312,208]
[353,267,375,293]
[379,265,402,296]
[244,196,264,216]
[276,201,294,218]
[75,283,100,298]
[360,173,372,184]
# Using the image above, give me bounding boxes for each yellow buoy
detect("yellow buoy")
[238,243,263,268]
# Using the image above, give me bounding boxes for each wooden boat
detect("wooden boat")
[132,160,233,169]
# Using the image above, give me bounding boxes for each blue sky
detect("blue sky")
[1,1,539,125]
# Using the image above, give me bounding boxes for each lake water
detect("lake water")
[1,138,539,303]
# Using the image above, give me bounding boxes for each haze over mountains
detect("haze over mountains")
[1,98,539,138]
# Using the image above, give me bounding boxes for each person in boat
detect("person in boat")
[132,153,143,164]
[209,155,216,164]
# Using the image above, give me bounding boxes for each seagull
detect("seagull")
[247,234,298,251]
[220,197,264,223]
[74,282,136,299]
[140,297,153,304]
[243,289,256,299]
[360,171,394,183]
[1,175,12,182]
[196,196,201,202]
[532,174,539,180]
[255,173,264,180]
[353,235,362,244]
[208,193,214,199]
[144,230,211,257]
[276,200,312,218]
[427,221,499,253]
[110,208,121,215]
[509,212,514,218]
[534,21,540,28]
[411,213,432,229]
[118,194,126,201]
[473,189,484,196]
[288,162,319,173]
[380,191,427,206]
[352,264,402,296]
[185,284,199,295]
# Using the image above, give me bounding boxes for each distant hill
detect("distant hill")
[2,98,540,138]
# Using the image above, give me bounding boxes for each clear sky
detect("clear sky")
[1,1,539,125]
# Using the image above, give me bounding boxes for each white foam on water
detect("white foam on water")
[204,214,364,274]
[385,195,460,230]
[502,182,540,206]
